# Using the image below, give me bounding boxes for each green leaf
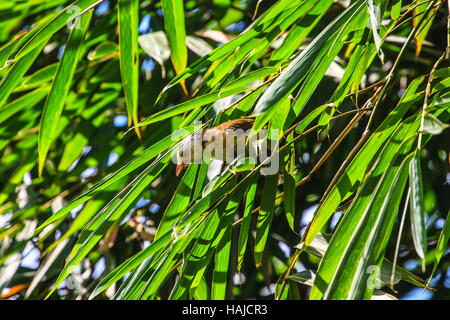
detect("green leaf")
[283,134,296,231]
[422,113,448,135]
[251,0,365,118]
[409,149,426,260]
[295,104,329,133]
[118,0,140,131]
[367,0,384,63]
[136,67,276,128]
[413,2,435,56]
[169,209,223,300]
[90,230,174,299]
[154,164,198,239]
[14,63,58,92]
[38,10,92,176]
[138,31,171,65]
[87,41,118,61]
[288,270,316,286]
[160,0,295,94]
[171,177,245,299]
[391,0,402,20]
[11,0,101,61]
[255,171,279,267]
[0,42,47,108]
[268,0,333,66]
[162,0,187,75]
[0,86,49,125]
[311,138,415,300]
[138,235,192,299]
[237,173,258,274]
[47,155,171,299]
[35,128,195,235]
[211,226,232,300]
[427,210,450,284]
[304,76,426,246]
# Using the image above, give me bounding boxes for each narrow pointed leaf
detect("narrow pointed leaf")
[409,149,426,260]
[38,10,92,176]
[118,0,140,131]
[161,0,187,75]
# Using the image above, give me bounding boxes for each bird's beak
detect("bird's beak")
[176,162,184,176]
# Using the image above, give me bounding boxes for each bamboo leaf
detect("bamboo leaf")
[118,0,140,133]
[162,0,187,78]
[255,171,279,268]
[427,210,450,284]
[251,0,365,118]
[38,10,92,176]
[391,0,402,20]
[90,230,174,299]
[35,128,195,235]
[0,86,49,125]
[0,42,47,108]
[211,226,232,300]
[46,155,171,299]
[304,76,426,246]
[11,0,102,61]
[283,134,296,231]
[237,174,258,273]
[422,113,448,135]
[409,149,426,260]
[310,138,415,300]
[160,0,295,94]
[367,0,384,63]
[136,67,276,128]
[155,164,198,239]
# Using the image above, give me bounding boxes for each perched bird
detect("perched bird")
[176,118,257,175]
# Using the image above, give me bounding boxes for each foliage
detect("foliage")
[0,0,448,300]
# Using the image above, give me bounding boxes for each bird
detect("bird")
[176,118,258,176]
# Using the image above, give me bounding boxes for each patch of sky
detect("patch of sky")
[225,21,246,33]
[138,15,151,34]
[444,268,450,288]
[57,44,65,60]
[92,257,106,280]
[434,218,445,230]
[259,283,275,297]
[114,115,128,127]
[400,287,433,300]
[330,211,343,230]
[142,58,155,72]
[71,203,85,219]
[403,259,418,271]
[81,167,98,180]
[278,242,291,258]
[95,1,110,16]
[107,152,119,167]
[233,273,245,285]
[149,203,160,214]
[23,172,32,186]
[20,243,40,270]
[0,213,12,228]
[136,198,151,209]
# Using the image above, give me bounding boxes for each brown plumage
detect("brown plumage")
[176,118,255,175]
[211,118,255,132]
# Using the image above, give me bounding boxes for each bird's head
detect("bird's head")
[176,131,203,176]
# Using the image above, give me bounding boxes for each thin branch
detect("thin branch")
[417,49,447,149]
[391,188,410,290]
[232,105,373,228]
[365,0,438,132]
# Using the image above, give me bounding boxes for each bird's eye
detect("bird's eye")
[179,151,183,157]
